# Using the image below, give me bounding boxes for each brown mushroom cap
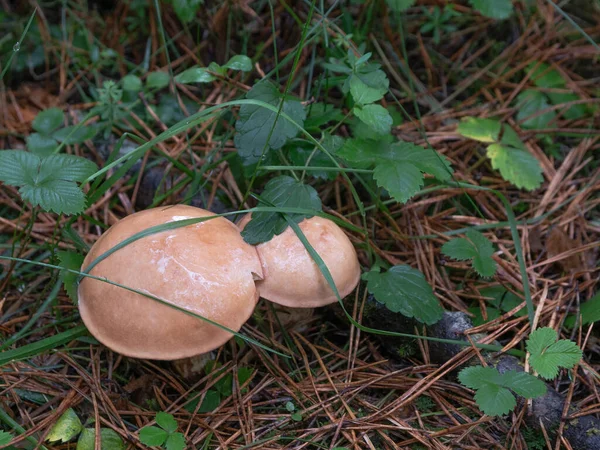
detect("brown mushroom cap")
[238,214,360,307]
[78,205,263,360]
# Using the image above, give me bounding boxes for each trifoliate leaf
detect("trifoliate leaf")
[241,175,322,245]
[33,108,64,134]
[58,251,84,303]
[52,125,97,145]
[457,117,501,143]
[354,104,392,136]
[26,133,57,156]
[165,432,186,450]
[223,55,252,72]
[155,412,178,434]
[385,0,416,12]
[46,408,82,443]
[527,327,582,379]
[469,0,513,19]
[174,67,216,84]
[443,229,497,277]
[172,0,203,23]
[486,127,543,190]
[76,428,126,450]
[362,265,444,325]
[0,151,98,215]
[459,366,546,416]
[516,90,555,129]
[234,81,306,164]
[347,68,389,105]
[122,74,143,92]
[0,431,14,446]
[146,71,170,89]
[139,426,168,446]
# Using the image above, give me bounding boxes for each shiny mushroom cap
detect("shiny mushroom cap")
[238,214,360,308]
[78,205,263,360]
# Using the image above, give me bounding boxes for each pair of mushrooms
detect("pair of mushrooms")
[78,205,360,360]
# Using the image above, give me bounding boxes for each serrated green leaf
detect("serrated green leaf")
[354,104,392,135]
[41,154,98,182]
[516,90,555,129]
[33,108,64,134]
[166,432,186,450]
[304,103,345,130]
[528,62,565,89]
[0,150,39,186]
[139,426,168,446]
[76,428,126,450]
[174,66,216,84]
[565,292,600,327]
[373,162,424,203]
[58,250,84,302]
[223,55,252,71]
[385,0,416,12]
[52,125,97,144]
[474,382,516,416]
[122,74,143,92]
[362,265,444,325]
[472,254,497,278]
[459,366,503,390]
[156,412,178,434]
[442,238,477,260]
[503,370,547,398]
[469,0,513,19]
[172,0,203,23]
[234,81,306,164]
[527,327,582,379]
[486,143,543,190]
[146,71,170,89]
[20,178,86,214]
[336,138,380,167]
[26,133,57,156]
[46,408,82,443]
[0,431,14,446]
[241,175,322,244]
[348,69,389,105]
[457,117,501,143]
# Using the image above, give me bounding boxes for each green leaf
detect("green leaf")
[155,412,178,434]
[528,62,565,89]
[362,265,444,325]
[0,431,14,446]
[26,133,57,156]
[146,71,170,89]
[385,0,416,12]
[565,292,600,327]
[199,390,221,412]
[76,428,126,450]
[122,74,143,92]
[516,90,555,129]
[469,0,513,20]
[457,117,501,143]
[32,107,64,134]
[459,366,546,416]
[172,0,203,23]
[486,140,543,191]
[223,55,252,71]
[139,426,168,446]
[527,327,582,379]
[166,432,186,450]
[241,175,322,245]
[354,104,392,136]
[234,80,306,164]
[442,229,497,278]
[0,151,98,215]
[58,250,84,302]
[53,125,97,144]
[348,69,388,105]
[174,67,216,84]
[46,408,82,443]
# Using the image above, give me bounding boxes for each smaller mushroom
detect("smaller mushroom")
[237,214,361,309]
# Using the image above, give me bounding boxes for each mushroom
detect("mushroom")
[78,205,263,360]
[237,214,360,311]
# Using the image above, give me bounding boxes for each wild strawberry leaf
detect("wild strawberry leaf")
[234,80,306,165]
[362,265,444,325]
[516,90,556,129]
[32,107,64,134]
[76,428,126,450]
[139,426,168,447]
[442,229,496,278]
[353,104,392,136]
[46,408,82,443]
[527,327,582,379]
[58,251,84,303]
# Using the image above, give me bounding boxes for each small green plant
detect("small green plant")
[457,117,543,190]
[565,292,600,327]
[385,0,415,12]
[0,431,15,446]
[175,54,252,84]
[527,327,582,379]
[420,6,459,45]
[139,412,185,450]
[285,401,303,422]
[458,366,546,416]
[442,229,497,278]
